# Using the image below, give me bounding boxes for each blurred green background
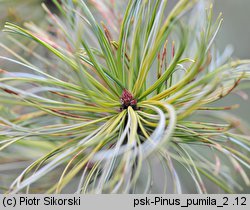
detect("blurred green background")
[214,0,250,129]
